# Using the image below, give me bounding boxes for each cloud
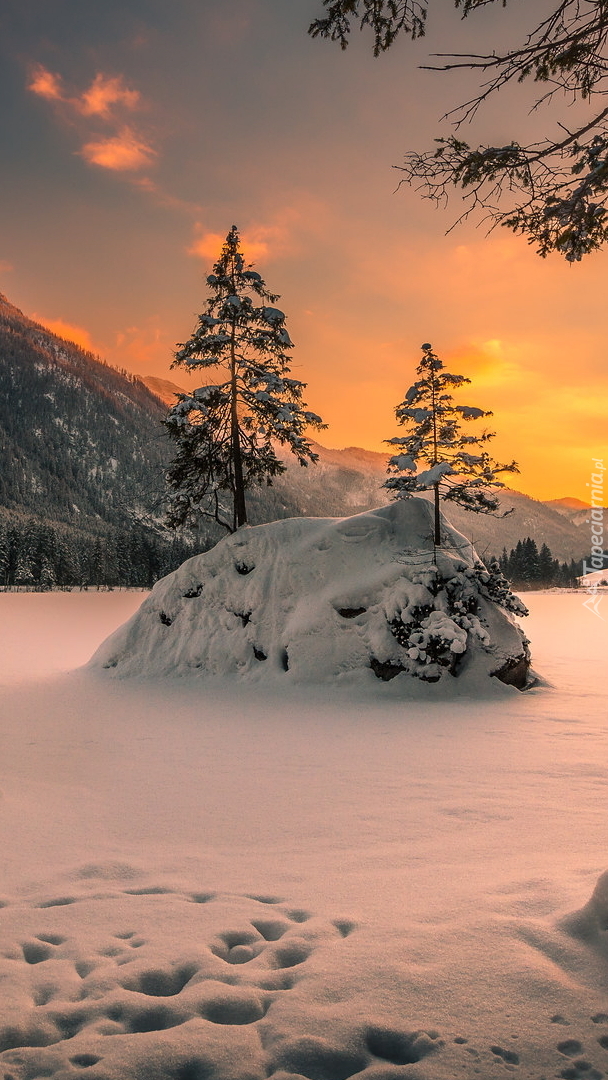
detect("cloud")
[28,64,141,120]
[111,318,175,375]
[27,64,155,175]
[189,200,331,266]
[81,128,155,172]
[28,64,64,102]
[33,315,96,353]
[78,74,140,118]
[441,338,531,397]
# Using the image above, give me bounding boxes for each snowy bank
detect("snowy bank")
[91,500,530,688]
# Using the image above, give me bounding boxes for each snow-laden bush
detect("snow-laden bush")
[384,557,524,682]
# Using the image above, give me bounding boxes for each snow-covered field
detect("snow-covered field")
[1,589,607,1080]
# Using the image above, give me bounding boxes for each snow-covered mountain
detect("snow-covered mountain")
[545,496,605,529]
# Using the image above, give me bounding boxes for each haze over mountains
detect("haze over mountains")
[546,497,597,529]
[0,292,593,570]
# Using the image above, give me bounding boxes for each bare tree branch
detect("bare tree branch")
[308,0,608,258]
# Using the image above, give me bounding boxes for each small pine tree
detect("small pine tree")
[55,535,79,587]
[39,556,55,591]
[567,558,581,588]
[538,542,555,587]
[91,537,106,590]
[14,551,35,588]
[0,524,9,586]
[475,559,529,618]
[508,540,524,585]
[385,343,519,545]
[165,226,325,533]
[522,537,541,586]
[498,546,509,576]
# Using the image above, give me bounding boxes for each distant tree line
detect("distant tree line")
[498,538,583,590]
[0,517,205,590]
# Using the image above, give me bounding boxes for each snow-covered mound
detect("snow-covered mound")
[91,500,530,687]
[561,869,608,949]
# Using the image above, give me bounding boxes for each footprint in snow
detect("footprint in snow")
[1,871,444,1080]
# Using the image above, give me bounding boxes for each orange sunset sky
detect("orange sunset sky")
[1,0,606,502]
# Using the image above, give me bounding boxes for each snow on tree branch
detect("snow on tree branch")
[164,226,325,533]
[384,342,519,545]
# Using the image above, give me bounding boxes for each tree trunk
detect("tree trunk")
[230,387,247,529]
[229,316,247,530]
[430,363,441,547]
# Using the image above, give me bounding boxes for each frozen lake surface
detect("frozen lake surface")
[0,590,607,1080]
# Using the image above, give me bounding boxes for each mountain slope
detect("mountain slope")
[546,497,590,513]
[544,496,604,530]
[0,293,168,535]
[140,375,185,406]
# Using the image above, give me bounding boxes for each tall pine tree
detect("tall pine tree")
[385,343,519,546]
[164,226,324,532]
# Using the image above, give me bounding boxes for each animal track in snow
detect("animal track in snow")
[70,1053,101,1068]
[250,919,289,942]
[264,1024,442,1079]
[36,896,77,909]
[4,873,430,1080]
[555,1037,605,1080]
[123,964,198,997]
[21,940,56,965]
[366,1025,438,1064]
[558,1040,585,1057]
[559,1063,604,1080]
[490,1043,520,1065]
[267,1034,369,1077]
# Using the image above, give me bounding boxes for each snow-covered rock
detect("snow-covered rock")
[90,500,531,688]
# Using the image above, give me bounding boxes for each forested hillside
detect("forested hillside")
[0,293,168,531]
[0,294,204,586]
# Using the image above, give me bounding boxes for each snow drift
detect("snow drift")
[91,500,530,687]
